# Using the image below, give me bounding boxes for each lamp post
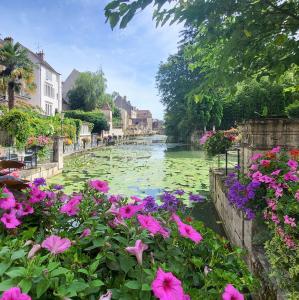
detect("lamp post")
[60,112,65,137]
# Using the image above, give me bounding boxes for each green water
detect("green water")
[49,135,236,234]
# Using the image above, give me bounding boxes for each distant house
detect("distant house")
[62,69,81,111]
[114,95,138,123]
[133,110,153,131]
[0,37,62,116]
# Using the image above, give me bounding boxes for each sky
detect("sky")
[0,0,183,119]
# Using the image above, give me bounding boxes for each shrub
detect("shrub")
[64,110,108,133]
[0,180,255,299]
[225,147,299,296]
[285,100,299,118]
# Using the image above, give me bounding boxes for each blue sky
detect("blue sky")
[0,0,182,119]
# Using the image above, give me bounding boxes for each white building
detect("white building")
[0,37,62,116]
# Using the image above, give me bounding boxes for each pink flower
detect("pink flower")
[99,290,112,300]
[267,200,276,211]
[295,190,299,201]
[151,268,185,300]
[249,164,258,171]
[108,195,122,203]
[284,172,298,182]
[27,244,41,259]
[259,175,273,183]
[251,171,262,181]
[125,239,148,265]
[270,146,281,154]
[260,160,271,167]
[89,179,110,193]
[172,214,202,244]
[22,203,34,216]
[271,213,280,224]
[250,153,262,161]
[131,196,142,203]
[0,287,31,300]
[29,186,47,203]
[41,235,71,254]
[119,204,144,219]
[284,235,296,249]
[271,169,281,176]
[222,284,244,300]
[287,159,298,171]
[184,295,191,300]
[106,203,120,215]
[108,216,127,228]
[0,187,16,210]
[137,214,169,238]
[284,215,296,227]
[0,211,21,229]
[60,195,82,216]
[80,228,91,238]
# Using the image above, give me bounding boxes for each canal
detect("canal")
[49,135,235,235]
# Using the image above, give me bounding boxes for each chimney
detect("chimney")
[4,36,13,44]
[36,50,45,61]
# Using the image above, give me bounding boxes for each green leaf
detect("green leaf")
[124,280,140,289]
[0,262,11,276]
[90,279,104,288]
[89,260,100,273]
[141,283,151,291]
[19,278,32,293]
[6,267,26,278]
[36,279,50,298]
[11,249,26,260]
[244,29,252,38]
[47,262,60,272]
[78,268,89,275]
[51,267,70,277]
[109,13,120,28]
[119,255,136,273]
[0,279,15,291]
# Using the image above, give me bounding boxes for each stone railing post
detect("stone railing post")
[53,136,64,169]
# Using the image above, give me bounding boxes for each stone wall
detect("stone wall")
[20,162,61,181]
[239,118,299,172]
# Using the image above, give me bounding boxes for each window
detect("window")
[44,83,54,98]
[45,102,53,116]
[46,70,52,81]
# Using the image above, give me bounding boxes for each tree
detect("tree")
[0,39,35,110]
[105,0,299,96]
[68,70,107,111]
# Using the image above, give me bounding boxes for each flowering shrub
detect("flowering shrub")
[0,179,255,299]
[225,147,299,296]
[200,129,239,156]
[63,138,73,146]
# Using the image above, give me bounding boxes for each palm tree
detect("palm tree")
[0,39,35,110]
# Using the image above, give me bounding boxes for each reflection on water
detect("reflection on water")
[49,135,233,235]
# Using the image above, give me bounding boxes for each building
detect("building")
[0,37,62,116]
[153,119,164,133]
[114,95,138,122]
[62,69,80,111]
[133,110,153,131]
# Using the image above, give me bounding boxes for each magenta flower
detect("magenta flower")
[106,202,120,215]
[108,216,127,228]
[29,186,47,203]
[172,213,202,244]
[222,284,244,300]
[89,179,110,193]
[125,239,148,265]
[271,213,280,224]
[108,195,122,203]
[249,164,258,171]
[0,187,16,210]
[80,228,91,238]
[119,204,144,219]
[131,195,142,203]
[284,215,296,227]
[0,211,21,229]
[270,146,281,154]
[260,160,271,167]
[0,287,31,300]
[60,195,82,216]
[271,169,281,176]
[151,268,185,300]
[137,214,169,237]
[22,203,34,216]
[284,171,298,182]
[250,153,262,161]
[41,235,71,254]
[27,244,41,259]
[287,159,298,171]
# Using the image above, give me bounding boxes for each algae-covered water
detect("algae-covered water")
[49,135,236,234]
[49,135,232,197]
